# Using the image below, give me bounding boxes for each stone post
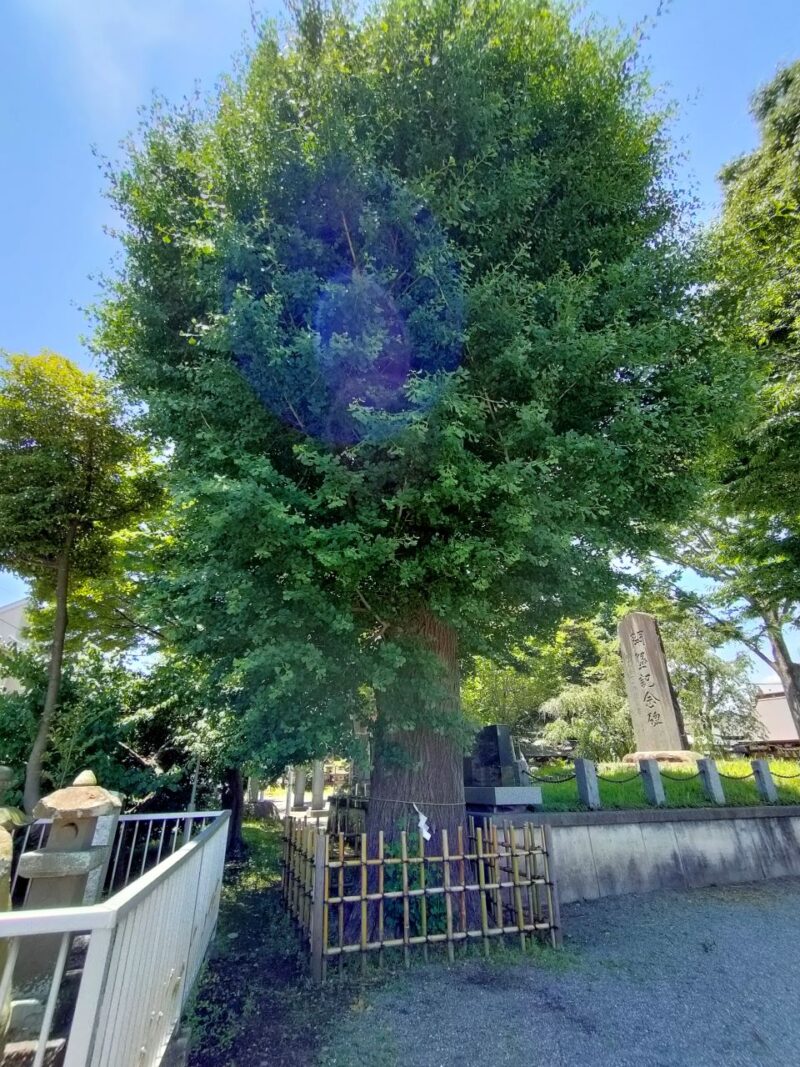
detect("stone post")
[698,758,725,805]
[0,766,14,801]
[83,784,123,905]
[574,758,601,810]
[310,761,326,814]
[639,759,665,807]
[292,766,308,811]
[752,759,778,804]
[16,771,122,986]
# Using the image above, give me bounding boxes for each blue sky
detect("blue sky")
[1,0,799,670]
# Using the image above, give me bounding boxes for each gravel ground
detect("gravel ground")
[319,879,800,1067]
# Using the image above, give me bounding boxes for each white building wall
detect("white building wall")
[755,683,799,743]
[0,598,28,694]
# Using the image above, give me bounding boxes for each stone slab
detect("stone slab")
[34,785,121,821]
[464,786,542,807]
[18,846,107,879]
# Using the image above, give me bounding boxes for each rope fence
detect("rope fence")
[529,773,577,784]
[326,758,800,835]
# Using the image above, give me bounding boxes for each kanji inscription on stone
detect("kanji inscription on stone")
[618,611,686,752]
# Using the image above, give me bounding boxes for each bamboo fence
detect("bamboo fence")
[281,815,561,981]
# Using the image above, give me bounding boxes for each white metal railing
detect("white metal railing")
[0,810,229,1066]
[11,811,222,902]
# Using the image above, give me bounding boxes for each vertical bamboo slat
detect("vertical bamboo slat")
[490,823,503,929]
[311,831,327,982]
[418,833,428,962]
[523,823,539,925]
[541,823,562,948]
[441,829,454,964]
[457,825,467,934]
[475,827,490,957]
[400,831,410,968]
[337,831,345,977]
[378,830,385,967]
[508,822,525,950]
[360,833,368,974]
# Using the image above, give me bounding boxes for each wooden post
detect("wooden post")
[441,829,454,963]
[639,759,665,807]
[574,758,601,810]
[698,758,725,805]
[752,759,778,804]
[541,823,563,948]
[310,831,327,983]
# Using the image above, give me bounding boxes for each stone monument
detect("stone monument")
[618,611,694,763]
[463,725,542,810]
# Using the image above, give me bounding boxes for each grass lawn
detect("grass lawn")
[534,758,800,811]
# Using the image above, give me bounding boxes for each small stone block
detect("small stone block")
[574,758,601,810]
[18,846,107,879]
[698,758,725,805]
[639,759,666,807]
[71,769,97,786]
[9,999,44,1038]
[751,759,778,804]
[464,786,542,807]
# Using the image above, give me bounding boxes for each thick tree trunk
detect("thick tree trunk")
[221,766,246,857]
[767,624,800,739]
[24,535,73,813]
[367,609,466,845]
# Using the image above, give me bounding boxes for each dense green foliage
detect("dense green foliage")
[0,352,160,807]
[0,352,157,590]
[461,619,603,731]
[97,0,744,790]
[716,61,800,526]
[0,644,199,808]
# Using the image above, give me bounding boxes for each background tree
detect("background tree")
[98,0,744,838]
[462,620,603,738]
[715,61,800,525]
[0,352,159,810]
[662,507,800,733]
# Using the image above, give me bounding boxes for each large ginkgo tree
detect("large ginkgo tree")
[98,0,744,838]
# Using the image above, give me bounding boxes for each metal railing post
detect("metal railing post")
[62,924,116,1067]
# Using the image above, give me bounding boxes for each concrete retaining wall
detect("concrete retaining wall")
[500,806,800,905]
